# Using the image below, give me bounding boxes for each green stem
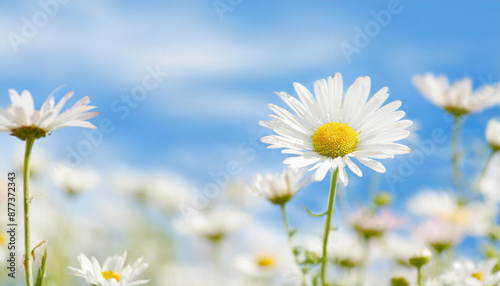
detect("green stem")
[281,204,309,286]
[321,169,339,286]
[452,115,462,193]
[417,266,422,286]
[475,153,494,191]
[280,204,293,246]
[23,137,35,286]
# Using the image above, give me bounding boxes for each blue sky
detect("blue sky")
[1,0,499,229]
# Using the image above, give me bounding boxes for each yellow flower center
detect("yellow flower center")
[102,270,120,282]
[257,254,277,268]
[312,122,358,158]
[0,232,6,246]
[472,272,484,281]
[444,209,469,225]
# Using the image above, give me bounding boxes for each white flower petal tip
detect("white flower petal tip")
[260,74,411,185]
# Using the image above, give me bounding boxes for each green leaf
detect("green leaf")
[34,241,48,286]
[304,205,328,217]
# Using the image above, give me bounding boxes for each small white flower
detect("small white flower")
[348,208,403,239]
[235,252,282,278]
[260,73,412,186]
[0,89,99,140]
[413,73,500,116]
[112,170,195,213]
[175,208,248,242]
[69,252,149,286]
[436,259,500,286]
[408,190,497,236]
[486,119,500,151]
[409,248,432,268]
[51,164,100,195]
[415,220,465,253]
[382,234,426,265]
[328,230,365,268]
[251,168,313,205]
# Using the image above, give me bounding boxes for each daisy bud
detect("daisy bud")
[391,277,409,286]
[374,192,393,207]
[409,248,432,268]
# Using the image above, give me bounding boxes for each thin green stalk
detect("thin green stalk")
[452,115,462,192]
[475,153,494,191]
[417,266,422,286]
[23,137,35,286]
[280,204,309,286]
[280,204,293,246]
[321,169,338,286]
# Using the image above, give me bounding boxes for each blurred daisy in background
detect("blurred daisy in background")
[0,89,99,140]
[112,169,195,213]
[235,251,283,278]
[260,73,412,185]
[146,173,196,214]
[415,220,465,254]
[486,119,500,152]
[251,168,313,205]
[413,74,500,116]
[328,230,366,268]
[348,208,404,240]
[69,252,149,286]
[51,164,100,196]
[382,234,426,266]
[408,190,497,236]
[435,259,500,286]
[175,207,249,242]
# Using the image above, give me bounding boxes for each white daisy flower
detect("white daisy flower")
[413,73,500,116]
[260,73,412,185]
[51,164,100,195]
[347,208,403,239]
[486,119,500,152]
[175,208,248,242]
[408,190,497,236]
[409,248,432,268]
[0,89,99,140]
[382,234,426,266]
[69,252,149,286]
[251,168,313,205]
[112,169,195,213]
[235,252,283,278]
[436,259,500,286]
[328,230,366,268]
[415,220,465,253]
